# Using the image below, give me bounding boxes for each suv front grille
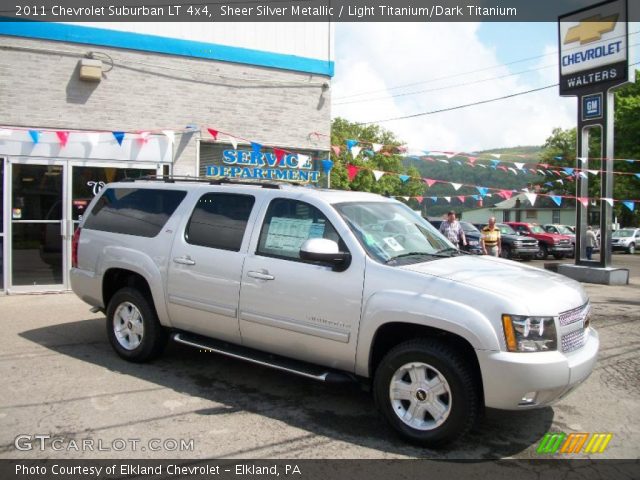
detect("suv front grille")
[562,329,586,352]
[559,303,589,327]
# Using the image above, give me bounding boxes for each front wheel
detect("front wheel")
[535,244,548,260]
[106,287,168,362]
[553,253,565,260]
[373,339,479,447]
[628,243,636,255]
[500,245,512,259]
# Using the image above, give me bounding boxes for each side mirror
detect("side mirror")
[300,238,351,271]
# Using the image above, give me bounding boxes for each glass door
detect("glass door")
[10,160,66,290]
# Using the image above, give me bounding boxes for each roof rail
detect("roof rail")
[120,175,285,189]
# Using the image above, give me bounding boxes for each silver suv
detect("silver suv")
[71,179,599,447]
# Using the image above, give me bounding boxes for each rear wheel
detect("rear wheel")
[373,339,479,447]
[106,287,168,362]
[628,243,636,255]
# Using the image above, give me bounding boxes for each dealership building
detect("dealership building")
[0,22,334,293]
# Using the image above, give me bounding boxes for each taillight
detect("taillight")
[72,227,81,268]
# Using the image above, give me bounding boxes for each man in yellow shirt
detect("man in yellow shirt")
[481,217,501,257]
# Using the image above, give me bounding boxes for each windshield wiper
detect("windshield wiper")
[385,251,452,264]
[434,247,468,256]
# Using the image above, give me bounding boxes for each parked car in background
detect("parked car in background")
[543,224,576,258]
[427,218,482,254]
[505,222,573,260]
[473,223,539,261]
[612,228,640,254]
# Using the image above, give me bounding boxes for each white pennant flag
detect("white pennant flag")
[0,128,11,136]
[451,183,462,191]
[372,170,385,181]
[478,164,487,168]
[578,157,587,163]
[402,196,410,201]
[556,179,564,184]
[86,132,100,146]
[227,135,238,150]
[602,198,614,206]
[351,146,362,158]
[444,196,451,203]
[297,154,310,169]
[162,130,175,144]
[524,192,537,206]
[438,159,450,164]
[537,169,546,175]
[587,169,599,175]
[490,153,501,159]
[508,167,518,175]
[579,171,588,179]
[443,153,456,159]
[514,162,525,170]
[371,143,383,152]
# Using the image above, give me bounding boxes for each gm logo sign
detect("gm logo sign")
[582,93,603,121]
[537,432,613,454]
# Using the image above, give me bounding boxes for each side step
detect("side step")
[172,332,356,384]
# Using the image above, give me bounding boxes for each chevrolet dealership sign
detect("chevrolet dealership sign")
[559,0,629,95]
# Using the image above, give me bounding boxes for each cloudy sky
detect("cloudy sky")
[331,22,581,152]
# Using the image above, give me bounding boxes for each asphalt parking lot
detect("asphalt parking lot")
[0,254,638,460]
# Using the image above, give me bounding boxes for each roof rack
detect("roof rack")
[120,175,285,189]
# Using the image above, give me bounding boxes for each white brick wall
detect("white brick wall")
[0,36,331,175]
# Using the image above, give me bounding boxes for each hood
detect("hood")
[504,234,536,241]
[399,255,588,315]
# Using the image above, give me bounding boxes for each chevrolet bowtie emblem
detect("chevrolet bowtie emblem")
[565,14,618,45]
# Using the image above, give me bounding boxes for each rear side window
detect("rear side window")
[84,188,186,237]
[185,193,255,251]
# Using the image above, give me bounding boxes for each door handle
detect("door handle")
[247,271,275,281]
[173,256,196,266]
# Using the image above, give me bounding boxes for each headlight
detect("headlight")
[469,240,479,246]
[502,314,557,352]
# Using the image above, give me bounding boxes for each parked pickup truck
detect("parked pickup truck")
[472,223,539,261]
[505,222,574,260]
[71,179,598,447]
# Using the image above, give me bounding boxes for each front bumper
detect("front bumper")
[477,328,599,410]
[512,246,539,256]
[611,243,629,251]
[548,245,573,254]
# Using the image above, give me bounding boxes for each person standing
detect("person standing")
[481,217,502,257]
[439,211,467,249]
[586,226,598,260]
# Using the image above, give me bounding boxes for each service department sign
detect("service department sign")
[558,0,628,95]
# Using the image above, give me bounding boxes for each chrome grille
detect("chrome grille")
[559,303,589,327]
[562,329,586,353]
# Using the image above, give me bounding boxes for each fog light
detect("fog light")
[519,392,538,405]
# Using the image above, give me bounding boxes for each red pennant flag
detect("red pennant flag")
[207,128,219,140]
[467,156,477,164]
[578,197,590,207]
[499,190,513,200]
[273,148,286,165]
[347,164,359,181]
[331,145,341,156]
[539,163,549,169]
[415,196,424,204]
[457,195,466,203]
[424,156,436,162]
[497,166,508,172]
[56,131,70,147]
[424,178,437,187]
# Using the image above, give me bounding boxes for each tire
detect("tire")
[106,287,168,362]
[553,253,565,260]
[373,339,479,448]
[520,255,533,262]
[628,243,635,255]
[535,244,548,260]
[500,245,512,259]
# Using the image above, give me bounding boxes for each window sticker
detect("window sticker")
[383,236,404,252]
[265,217,313,252]
[309,222,326,239]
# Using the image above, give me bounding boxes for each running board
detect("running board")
[172,332,356,384]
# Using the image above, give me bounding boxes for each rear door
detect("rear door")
[166,191,258,342]
[238,197,365,372]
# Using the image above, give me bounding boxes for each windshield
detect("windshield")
[613,229,635,237]
[555,225,574,235]
[460,221,479,233]
[530,225,546,234]
[497,223,516,235]
[334,201,455,264]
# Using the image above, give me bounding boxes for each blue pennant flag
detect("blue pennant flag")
[545,182,554,187]
[112,131,125,146]
[454,160,462,166]
[28,130,40,144]
[550,195,562,206]
[422,150,432,155]
[399,174,410,183]
[321,159,334,173]
[476,186,488,196]
[251,142,262,154]
[562,167,574,175]
[554,156,563,160]
[471,195,479,201]
[430,196,438,203]
[635,173,640,179]
[622,201,635,212]
[346,139,358,150]
[626,159,635,163]
[490,160,499,169]
[363,149,374,157]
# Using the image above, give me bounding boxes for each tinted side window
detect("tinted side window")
[257,198,343,261]
[185,193,255,251]
[84,188,186,237]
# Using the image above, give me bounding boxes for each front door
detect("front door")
[238,197,365,372]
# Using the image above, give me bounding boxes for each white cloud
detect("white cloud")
[332,23,577,151]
